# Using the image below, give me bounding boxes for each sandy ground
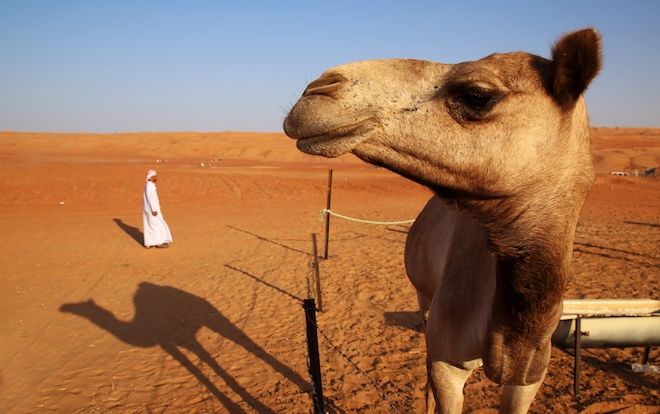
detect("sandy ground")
[0,128,658,413]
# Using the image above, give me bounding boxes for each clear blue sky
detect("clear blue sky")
[1,1,659,132]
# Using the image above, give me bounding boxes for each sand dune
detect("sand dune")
[0,128,657,413]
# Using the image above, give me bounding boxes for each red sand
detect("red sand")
[0,128,658,413]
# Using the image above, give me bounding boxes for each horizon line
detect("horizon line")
[2,125,660,135]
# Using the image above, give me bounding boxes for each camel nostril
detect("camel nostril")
[303,73,347,97]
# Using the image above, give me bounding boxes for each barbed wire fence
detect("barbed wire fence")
[304,227,414,413]
[303,309,402,413]
[301,170,420,413]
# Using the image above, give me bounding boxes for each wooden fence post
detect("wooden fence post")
[311,233,323,312]
[323,169,333,260]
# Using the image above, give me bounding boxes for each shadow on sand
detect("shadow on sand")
[60,282,309,413]
[573,241,659,268]
[384,225,411,235]
[623,220,660,229]
[224,264,304,303]
[113,218,143,246]
[226,225,311,256]
[383,311,424,333]
[557,347,659,411]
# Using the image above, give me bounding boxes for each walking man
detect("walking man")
[143,169,173,248]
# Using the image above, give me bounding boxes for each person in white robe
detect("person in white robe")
[143,170,173,248]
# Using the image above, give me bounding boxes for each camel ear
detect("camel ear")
[551,28,602,109]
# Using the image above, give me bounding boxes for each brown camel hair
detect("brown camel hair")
[285,29,601,413]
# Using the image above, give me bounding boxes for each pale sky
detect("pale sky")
[1,1,659,132]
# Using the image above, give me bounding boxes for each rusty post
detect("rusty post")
[311,233,323,312]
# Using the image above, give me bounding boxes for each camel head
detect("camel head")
[285,29,601,253]
[60,299,100,315]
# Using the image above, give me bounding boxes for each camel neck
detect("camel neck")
[481,244,567,385]
[474,192,581,384]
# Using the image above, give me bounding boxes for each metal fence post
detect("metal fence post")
[642,346,651,364]
[304,299,325,414]
[573,316,582,399]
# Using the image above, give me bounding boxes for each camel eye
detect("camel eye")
[445,84,504,122]
[460,90,495,110]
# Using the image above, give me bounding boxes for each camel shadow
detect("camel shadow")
[113,218,143,246]
[60,282,309,413]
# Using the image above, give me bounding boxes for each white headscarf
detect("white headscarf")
[146,169,157,181]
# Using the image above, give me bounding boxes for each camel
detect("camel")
[284,29,601,413]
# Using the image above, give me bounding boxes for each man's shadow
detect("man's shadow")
[113,218,143,246]
[60,282,309,413]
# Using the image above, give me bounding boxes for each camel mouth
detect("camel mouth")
[292,117,378,157]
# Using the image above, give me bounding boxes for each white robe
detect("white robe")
[143,181,173,247]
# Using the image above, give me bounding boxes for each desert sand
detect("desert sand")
[0,128,658,413]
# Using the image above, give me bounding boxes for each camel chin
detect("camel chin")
[295,132,368,157]
[289,117,378,157]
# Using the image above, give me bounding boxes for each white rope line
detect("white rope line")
[320,208,415,225]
